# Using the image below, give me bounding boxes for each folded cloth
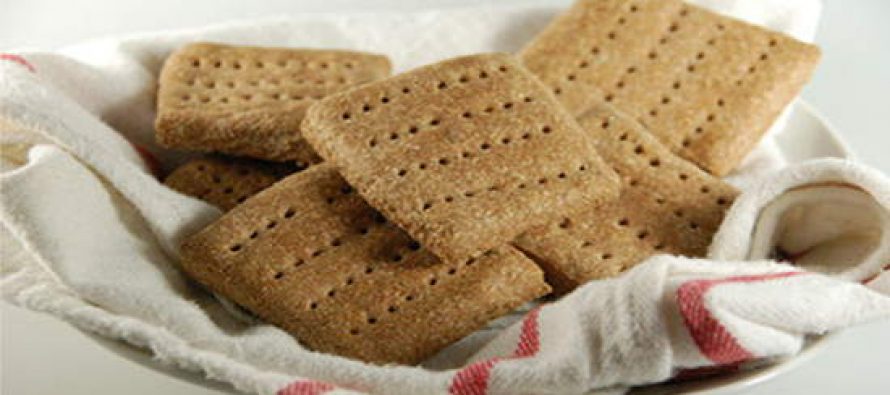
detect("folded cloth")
[459,159,890,395]
[4,1,889,395]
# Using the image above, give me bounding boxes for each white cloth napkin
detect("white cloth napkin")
[458,158,890,395]
[3,1,888,395]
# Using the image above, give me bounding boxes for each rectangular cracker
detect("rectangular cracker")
[514,103,739,294]
[164,156,300,211]
[301,53,620,263]
[179,164,550,365]
[155,42,391,163]
[520,0,820,175]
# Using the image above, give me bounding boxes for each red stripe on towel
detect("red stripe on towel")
[449,307,542,395]
[513,307,541,357]
[449,358,502,395]
[677,272,804,364]
[277,380,335,395]
[861,263,890,285]
[0,53,36,72]
[275,308,543,395]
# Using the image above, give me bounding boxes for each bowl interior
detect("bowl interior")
[80,100,852,395]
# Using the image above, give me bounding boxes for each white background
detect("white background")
[1,0,888,394]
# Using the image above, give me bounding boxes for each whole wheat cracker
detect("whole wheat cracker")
[514,103,739,294]
[519,0,820,175]
[155,42,391,162]
[301,53,620,263]
[179,164,550,365]
[164,156,300,211]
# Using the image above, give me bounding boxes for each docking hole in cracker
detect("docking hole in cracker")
[300,53,620,263]
[179,164,550,365]
[520,0,820,175]
[514,103,739,294]
[155,42,391,163]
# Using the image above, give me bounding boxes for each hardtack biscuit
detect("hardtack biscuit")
[520,0,820,175]
[179,164,550,365]
[164,156,300,211]
[155,42,391,162]
[514,103,739,294]
[301,53,620,263]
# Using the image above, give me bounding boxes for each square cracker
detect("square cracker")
[164,156,301,211]
[520,0,820,175]
[301,53,620,263]
[155,42,391,163]
[514,103,739,294]
[179,164,550,365]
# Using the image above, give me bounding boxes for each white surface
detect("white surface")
[1,1,888,394]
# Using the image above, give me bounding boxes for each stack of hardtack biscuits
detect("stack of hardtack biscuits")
[159,0,820,365]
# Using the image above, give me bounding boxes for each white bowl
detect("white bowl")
[81,100,852,394]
